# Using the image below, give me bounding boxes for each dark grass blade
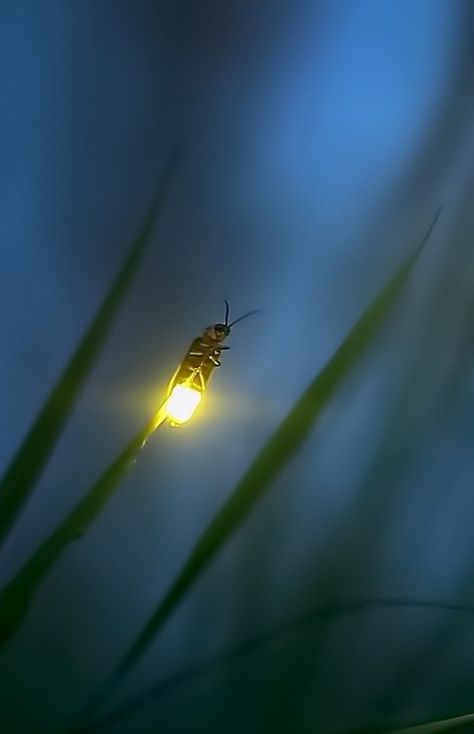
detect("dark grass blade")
[115,210,441,678]
[0,406,167,650]
[380,713,474,733]
[350,711,474,734]
[76,597,474,733]
[0,148,180,551]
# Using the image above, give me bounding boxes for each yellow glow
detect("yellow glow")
[165,384,202,425]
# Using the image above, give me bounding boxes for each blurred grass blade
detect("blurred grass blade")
[376,711,474,733]
[0,148,180,551]
[76,598,474,734]
[0,404,167,651]
[116,210,441,677]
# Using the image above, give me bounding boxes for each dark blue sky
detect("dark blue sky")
[1,2,474,732]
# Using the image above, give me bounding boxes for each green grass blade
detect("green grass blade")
[76,598,474,734]
[116,211,441,678]
[374,711,474,733]
[0,148,180,551]
[0,405,167,650]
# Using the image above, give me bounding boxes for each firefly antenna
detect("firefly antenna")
[229,309,260,328]
[224,300,230,327]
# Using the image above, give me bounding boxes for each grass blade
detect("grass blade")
[77,598,474,734]
[116,211,441,678]
[0,148,180,551]
[373,711,474,733]
[0,405,167,650]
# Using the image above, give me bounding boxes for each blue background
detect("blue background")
[1,2,474,732]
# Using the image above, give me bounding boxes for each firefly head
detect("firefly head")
[205,323,230,342]
[204,302,259,342]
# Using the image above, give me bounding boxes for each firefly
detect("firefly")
[164,301,258,426]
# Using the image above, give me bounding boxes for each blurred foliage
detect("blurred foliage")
[1,213,436,733]
[0,150,179,552]
[113,215,438,681]
[2,4,474,734]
